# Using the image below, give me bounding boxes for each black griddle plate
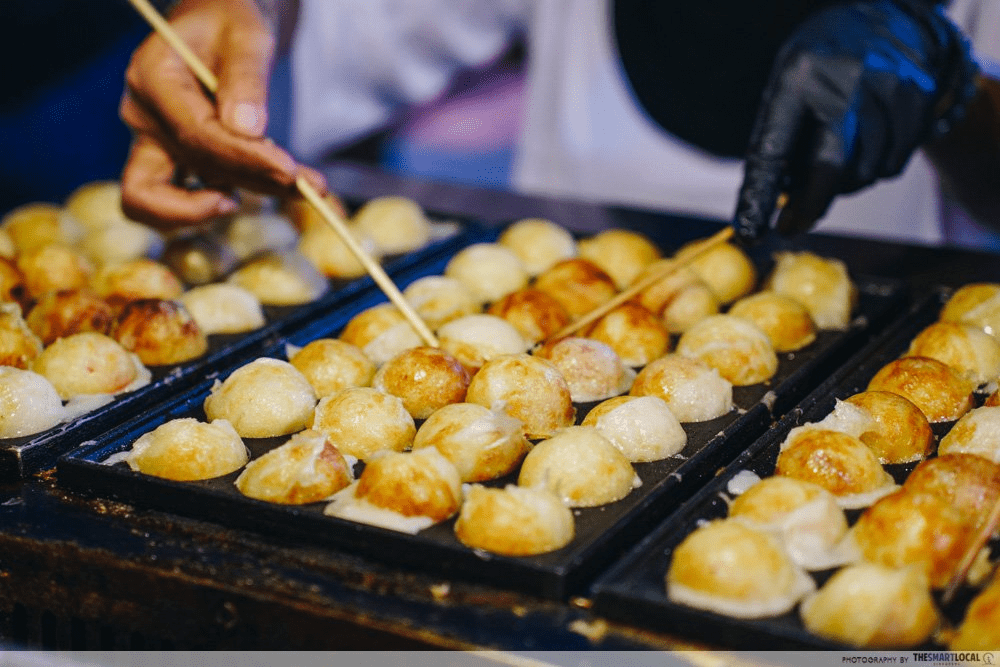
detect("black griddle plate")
[56,231,908,600]
[0,213,481,481]
[590,288,993,650]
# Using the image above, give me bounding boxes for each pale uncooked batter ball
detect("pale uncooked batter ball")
[179,283,266,335]
[630,354,733,422]
[437,314,531,372]
[78,219,164,267]
[235,429,353,504]
[311,387,415,459]
[765,251,857,330]
[444,242,529,305]
[297,219,375,279]
[581,395,686,462]
[0,367,67,438]
[31,331,149,400]
[402,275,479,330]
[351,195,432,256]
[498,218,577,276]
[454,484,574,556]
[224,211,299,261]
[676,314,778,386]
[120,417,248,481]
[204,358,317,438]
[227,251,328,306]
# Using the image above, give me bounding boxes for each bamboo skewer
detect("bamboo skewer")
[126,0,439,348]
[941,496,1000,605]
[545,226,735,342]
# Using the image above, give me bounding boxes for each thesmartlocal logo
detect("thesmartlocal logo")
[911,652,996,665]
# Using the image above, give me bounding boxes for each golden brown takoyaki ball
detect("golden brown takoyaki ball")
[533,336,635,402]
[284,193,349,233]
[31,332,148,399]
[584,302,670,367]
[204,358,317,438]
[444,242,529,306]
[412,403,529,482]
[486,288,572,345]
[112,298,208,366]
[905,320,1000,387]
[497,218,577,277]
[371,346,470,419]
[454,484,575,556]
[676,314,778,386]
[842,390,934,464]
[938,405,1000,464]
[533,258,618,319]
[296,218,374,279]
[120,417,248,481]
[866,356,975,423]
[950,574,1000,650]
[91,258,184,308]
[581,395,687,462]
[235,429,352,504]
[903,453,1000,525]
[0,305,44,369]
[287,338,376,398]
[465,353,575,439]
[850,489,977,588]
[351,195,432,256]
[226,250,328,306]
[577,228,661,290]
[25,288,114,346]
[0,257,27,309]
[728,291,817,353]
[0,366,66,438]
[518,425,639,507]
[675,239,757,305]
[311,387,415,460]
[939,282,1000,338]
[17,243,93,299]
[629,354,733,422]
[2,202,80,252]
[339,303,407,350]
[178,283,266,335]
[800,563,939,649]
[403,275,480,330]
[666,519,815,619]
[437,314,531,373]
[765,251,858,330]
[775,429,896,508]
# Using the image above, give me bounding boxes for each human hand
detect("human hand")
[733,0,979,243]
[119,0,326,231]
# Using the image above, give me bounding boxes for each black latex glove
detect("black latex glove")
[733,0,979,243]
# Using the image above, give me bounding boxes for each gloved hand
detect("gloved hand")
[733,0,979,243]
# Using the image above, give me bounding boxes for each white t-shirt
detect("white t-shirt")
[290,0,999,245]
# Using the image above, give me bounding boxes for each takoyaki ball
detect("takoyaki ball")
[0,367,67,438]
[226,251,328,306]
[533,258,618,319]
[204,358,316,438]
[0,305,44,369]
[91,258,184,308]
[765,251,857,330]
[486,288,572,345]
[629,354,733,422]
[938,406,1000,464]
[284,192,349,234]
[25,288,114,345]
[119,417,248,481]
[866,356,975,423]
[776,429,897,509]
[583,302,670,367]
[178,283,266,335]
[465,353,575,439]
[634,262,700,313]
[62,180,128,230]
[324,447,461,533]
[112,299,208,366]
[843,391,934,464]
[0,257,27,308]
[676,314,778,386]
[3,202,81,252]
[0,228,13,259]
[906,321,1000,387]
[223,211,298,261]
[437,314,531,373]
[728,476,849,571]
[662,281,721,334]
[235,429,352,504]
[728,291,817,353]
[534,336,635,402]
[454,483,574,556]
[351,195,431,256]
[950,575,1000,651]
[311,387,415,459]
[412,403,529,482]
[372,346,470,419]
[674,239,757,305]
[800,563,939,649]
[904,453,1000,525]
[339,303,424,367]
[287,338,375,398]
[161,232,239,285]
[498,217,577,276]
[78,219,164,267]
[296,218,375,279]
[850,489,977,588]
[986,387,1000,406]
[31,332,149,400]
[939,282,1000,338]
[518,425,639,507]
[403,275,479,330]
[444,242,529,306]
[17,243,93,299]
[580,395,686,462]
[666,519,815,619]
[577,228,661,290]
